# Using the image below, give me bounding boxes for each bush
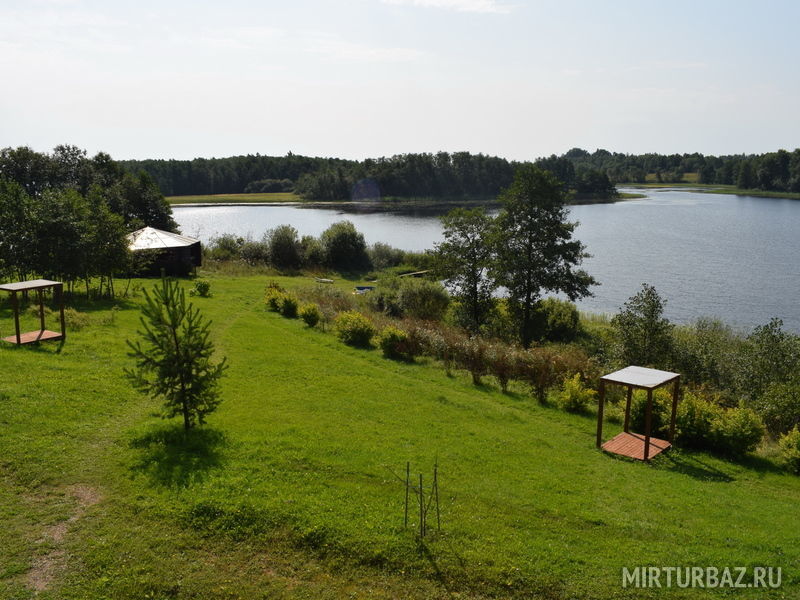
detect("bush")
[455,336,488,385]
[378,326,412,360]
[265,289,284,312]
[320,221,371,271]
[397,278,450,321]
[207,234,245,261]
[778,426,800,474]
[279,294,299,318]
[755,382,800,436]
[63,307,90,331]
[239,240,270,265]
[369,242,406,271]
[711,406,765,457]
[300,235,325,268]
[557,373,596,413]
[299,303,321,327]
[629,388,673,437]
[190,279,211,298]
[534,298,581,343]
[268,225,302,270]
[675,392,722,449]
[485,343,518,393]
[334,311,376,347]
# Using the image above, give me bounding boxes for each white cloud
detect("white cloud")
[381,0,514,14]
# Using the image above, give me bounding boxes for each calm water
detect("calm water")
[174,189,800,331]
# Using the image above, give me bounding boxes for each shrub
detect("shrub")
[207,234,245,261]
[369,242,406,271]
[239,240,270,265]
[267,225,302,270]
[320,221,371,271]
[397,278,450,321]
[298,303,321,327]
[300,235,325,268]
[534,298,581,343]
[557,373,596,413]
[611,283,673,368]
[675,392,722,449]
[755,382,800,436]
[190,279,211,298]
[517,345,594,404]
[455,336,488,385]
[378,326,411,360]
[63,307,90,331]
[279,294,299,318]
[334,311,376,347]
[778,426,800,474]
[486,343,518,393]
[711,407,765,457]
[628,388,673,438]
[265,288,285,312]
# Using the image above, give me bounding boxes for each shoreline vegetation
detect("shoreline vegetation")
[624,182,800,200]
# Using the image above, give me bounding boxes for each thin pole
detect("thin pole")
[596,379,606,447]
[404,462,409,529]
[419,474,424,538]
[644,388,653,461]
[669,378,680,443]
[12,291,21,344]
[37,289,45,332]
[623,386,633,433]
[434,463,440,531]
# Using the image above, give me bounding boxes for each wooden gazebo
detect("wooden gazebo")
[596,366,680,461]
[0,280,66,345]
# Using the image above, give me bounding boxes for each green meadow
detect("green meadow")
[1,274,798,599]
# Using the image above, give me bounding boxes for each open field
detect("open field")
[167,192,302,204]
[1,274,799,599]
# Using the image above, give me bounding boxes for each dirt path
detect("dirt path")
[26,484,101,594]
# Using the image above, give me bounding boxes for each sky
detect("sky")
[2,0,799,162]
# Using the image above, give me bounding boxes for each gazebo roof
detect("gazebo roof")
[127,227,199,251]
[600,365,680,390]
[0,279,62,292]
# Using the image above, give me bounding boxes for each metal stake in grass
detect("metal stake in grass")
[404,461,410,529]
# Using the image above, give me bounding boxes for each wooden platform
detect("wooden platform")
[2,330,64,345]
[601,432,671,461]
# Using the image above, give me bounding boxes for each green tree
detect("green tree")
[320,220,370,271]
[267,224,302,269]
[612,283,673,367]
[491,166,595,347]
[126,278,227,431]
[435,207,495,332]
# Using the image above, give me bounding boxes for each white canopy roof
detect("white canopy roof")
[127,227,199,251]
[601,365,679,389]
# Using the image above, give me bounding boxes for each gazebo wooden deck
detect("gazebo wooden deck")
[0,279,66,345]
[596,366,680,461]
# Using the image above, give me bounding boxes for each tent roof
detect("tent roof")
[601,365,679,389]
[127,227,199,251]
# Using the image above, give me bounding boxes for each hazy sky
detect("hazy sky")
[2,0,799,161]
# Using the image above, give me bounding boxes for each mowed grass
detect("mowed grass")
[1,275,799,599]
[167,192,302,204]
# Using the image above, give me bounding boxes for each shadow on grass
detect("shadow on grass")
[129,424,227,488]
[654,451,735,482]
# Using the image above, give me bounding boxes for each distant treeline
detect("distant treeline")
[120,151,616,201]
[558,147,800,192]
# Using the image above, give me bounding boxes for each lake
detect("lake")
[173,189,800,331]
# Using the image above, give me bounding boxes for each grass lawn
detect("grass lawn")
[1,274,798,599]
[167,192,302,204]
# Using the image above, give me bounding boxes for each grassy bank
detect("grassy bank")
[167,192,302,204]
[624,183,800,200]
[1,274,798,599]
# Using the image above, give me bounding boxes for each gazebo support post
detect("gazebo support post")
[623,386,633,432]
[596,379,605,448]
[643,389,653,461]
[37,289,45,332]
[669,377,680,442]
[11,291,21,345]
[57,284,66,340]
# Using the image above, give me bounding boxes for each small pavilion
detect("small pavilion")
[0,279,66,345]
[596,366,680,461]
